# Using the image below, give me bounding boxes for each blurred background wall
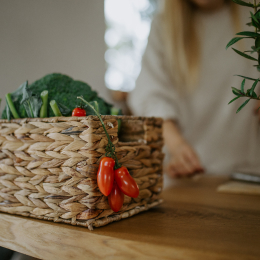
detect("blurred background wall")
[0,0,159,114]
[0,0,110,109]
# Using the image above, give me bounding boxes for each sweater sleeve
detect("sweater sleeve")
[128,17,180,121]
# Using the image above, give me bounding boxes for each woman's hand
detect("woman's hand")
[163,120,204,178]
[166,139,204,178]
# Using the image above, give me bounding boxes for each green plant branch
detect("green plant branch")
[233,93,260,100]
[227,0,260,112]
[77,96,121,169]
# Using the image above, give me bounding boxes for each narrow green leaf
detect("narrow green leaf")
[255,37,260,48]
[226,37,248,50]
[232,0,254,7]
[241,79,245,93]
[250,12,260,27]
[236,31,260,37]
[235,75,258,81]
[244,50,260,53]
[232,87,242,96]
[228,96,240,104]
[250,78,259,95]
[236,99,250,113]
[255,9,260,19]
[232,48,258,61]
[252,91,258,98]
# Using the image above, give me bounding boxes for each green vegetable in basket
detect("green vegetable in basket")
[110,107,122,133]
[1,73,113,119]
[20,81,42,118]
[5,93,20,119]
[40,90,48,118]
[57,102,71,116]
[50,100,62,117]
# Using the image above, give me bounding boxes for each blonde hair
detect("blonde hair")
[162,0,240,94]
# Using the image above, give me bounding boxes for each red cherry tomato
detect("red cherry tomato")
[97,157,115,196]
[108,181,124,212]
[72,107,86,117]
[114,166,139,198]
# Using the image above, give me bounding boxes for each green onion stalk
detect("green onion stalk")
[77,96,121,169]
[5,93,20,119]
[50,100,62,117]
[40,90,48,118]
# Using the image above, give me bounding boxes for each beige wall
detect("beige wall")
[0,0,110,111]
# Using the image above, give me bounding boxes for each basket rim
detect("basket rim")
[0,115,163,124]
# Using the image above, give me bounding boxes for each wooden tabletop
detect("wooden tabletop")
[0,176,259,260]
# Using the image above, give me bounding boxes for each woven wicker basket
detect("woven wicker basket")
[0,115,164,230]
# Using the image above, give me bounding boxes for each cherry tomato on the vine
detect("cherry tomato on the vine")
[108,181,124,212]
[72,107,86,117]
[114,166,139,198]
[97,157,115,196]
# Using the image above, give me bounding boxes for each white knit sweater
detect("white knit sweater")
[128,5,260,175]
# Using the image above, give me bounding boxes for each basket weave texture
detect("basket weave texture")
[0,115,164,230]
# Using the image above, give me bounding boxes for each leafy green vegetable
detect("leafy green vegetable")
[20,81,42,118]
[57,102,71,116]
[1,73,113,119]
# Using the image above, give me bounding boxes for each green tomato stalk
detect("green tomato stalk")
[92,100,100,114]
[50,100,62,117]
[40,90,48,118]
[77,96,121,169]
[5,93,20,119]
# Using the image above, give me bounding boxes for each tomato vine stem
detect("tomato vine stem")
[77,96,121,169]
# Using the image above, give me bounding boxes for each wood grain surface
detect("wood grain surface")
[217,181,260,195]
[0,176,259,260]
